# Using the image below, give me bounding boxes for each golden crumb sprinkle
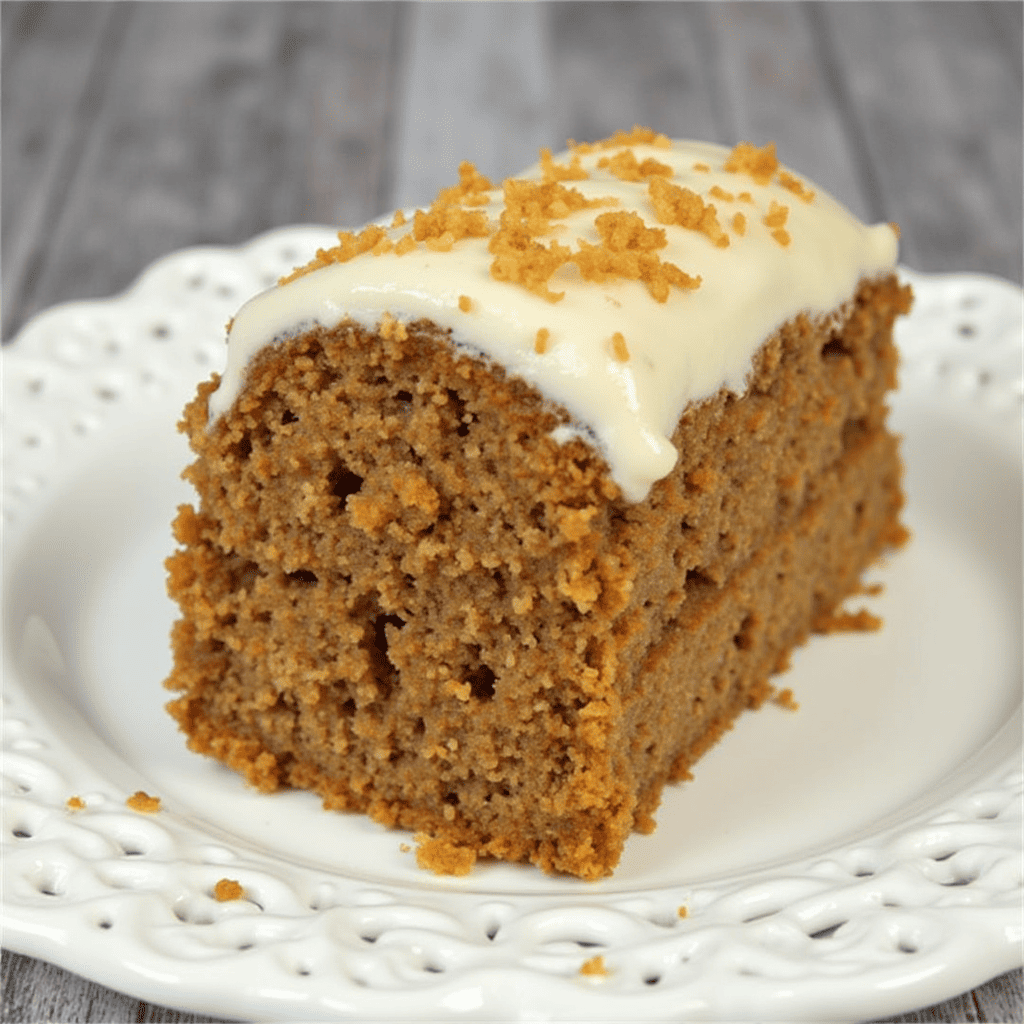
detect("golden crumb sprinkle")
[738,191,754,203]
[66,796,86,811]
[394,234,417,256]
[431,160,495,208]
[489,235,573,303]
[488,179,611,302]
[572,125,672,154]
[778,170,815,203]
[611,331,630,362]
[597,148,673,182]
[724,141,779,184]
[648,177,729,249]
[391,209,407,228]
[579,954,609,977]
[595,210,667,252]
[763,200,790,228]
[126,791,160,813]
[458,295,473,312]
[571,211,701,302]
[678,905,689,919]
[413,205,489,246]
[540,148,589,182]
[504,178,609,229]
[535,327,550,354]
[772,687,800,711]
[415,833,476,876]
[213,878,245,901]
[278,225,392,284]
[764,201,791,247]
[709,185,735,202]
[732,212,747,236]
[693,162,710,173]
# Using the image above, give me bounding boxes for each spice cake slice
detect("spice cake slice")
[165,130,910,880]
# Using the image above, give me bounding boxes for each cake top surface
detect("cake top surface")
[209,129,898,501]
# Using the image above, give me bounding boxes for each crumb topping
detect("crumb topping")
[570,125,672,154]
[724,141,779,184]
[569,210,701,302]
[126,790,161,813]
[535,327,550,354]
[540,148,589,182]
[778,170,815,203]
[213,878,245,901]
[598,147,673,182]
[279,132,829,305]
[648,176,729,249]
[611,331,630,362]
[66,796,86,811]
[458,295,473,312]
[763,200,792,247]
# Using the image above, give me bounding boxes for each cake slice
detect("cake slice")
[165,129,911,880]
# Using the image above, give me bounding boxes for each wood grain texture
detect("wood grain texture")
[2,2,1020,1021]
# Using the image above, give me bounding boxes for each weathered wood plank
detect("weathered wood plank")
[815,0,1022,281]
[972,965,1024,1023]
[388,1,553,210]
[2,1,401,341]
[547,2,725,149]
[1,949,140,1023]
[1,1,123,341]
[704,1,875,220]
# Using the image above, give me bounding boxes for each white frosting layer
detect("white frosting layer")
[209,139,898,502]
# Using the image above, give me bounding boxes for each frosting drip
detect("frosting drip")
[209,137,898,502]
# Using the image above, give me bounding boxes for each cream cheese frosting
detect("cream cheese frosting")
[209,135,898,502]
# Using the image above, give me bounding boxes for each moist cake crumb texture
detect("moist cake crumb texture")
[165,129,911,880]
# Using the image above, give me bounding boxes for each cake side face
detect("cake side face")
[166,283,910,879]
[165,132,911,879]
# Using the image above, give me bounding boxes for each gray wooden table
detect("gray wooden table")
[2,3,1021,1021]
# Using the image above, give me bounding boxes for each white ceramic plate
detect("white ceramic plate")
[2,229,1021,1022]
